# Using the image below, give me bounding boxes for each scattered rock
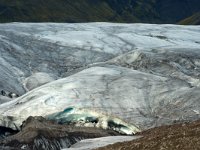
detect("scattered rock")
[0,90,19,99]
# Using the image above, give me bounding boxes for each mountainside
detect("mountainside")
[0,0,200,23]
[179,12,200,25]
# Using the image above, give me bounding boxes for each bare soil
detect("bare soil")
[97,120,200,150]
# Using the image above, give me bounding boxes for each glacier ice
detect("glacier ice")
[47,107,141,135]
[0,23,200,96]
[0,23,200,136]
[65,136,141,150]
[0,65,200,133]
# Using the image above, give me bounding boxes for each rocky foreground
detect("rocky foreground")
[97,120,200,150]
[0,116,119,150]
[0,23,200,149]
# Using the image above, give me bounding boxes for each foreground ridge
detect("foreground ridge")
[97,120,200,150]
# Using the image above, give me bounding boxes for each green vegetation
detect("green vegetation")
[0,0,199,24]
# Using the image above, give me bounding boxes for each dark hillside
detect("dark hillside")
[0,0,199,24]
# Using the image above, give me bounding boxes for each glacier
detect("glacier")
[0,23,200,139]
[47,107,140,135]
[0,23,199,95]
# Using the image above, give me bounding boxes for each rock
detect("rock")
[0,90,6,96]
[0,90,19,104]
[0,116,119,150]
[7,93,19,99]
[0,126,17,140]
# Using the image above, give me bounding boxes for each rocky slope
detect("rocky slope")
[0,116,119,150]
[97,120,200,150]
[179,12,200,25]
[0,0,200,24]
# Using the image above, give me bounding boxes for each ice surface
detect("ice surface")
[47,107,140,135]
[0,23,200,135]
[0,23,200,95]
[65,136,141,150]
